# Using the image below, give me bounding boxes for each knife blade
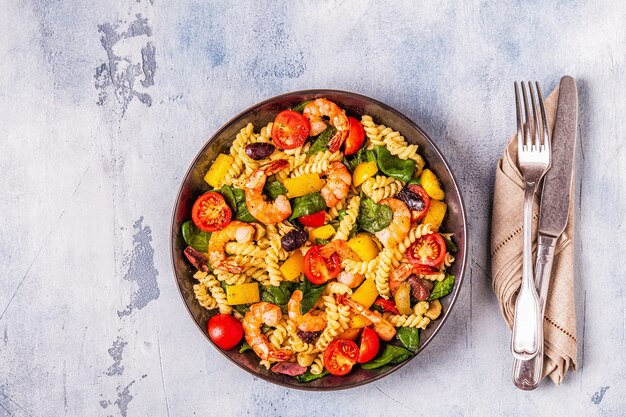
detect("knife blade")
[512,75,578,390]
[538,76,578,237]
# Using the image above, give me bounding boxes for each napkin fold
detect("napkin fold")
[491,86,577,385]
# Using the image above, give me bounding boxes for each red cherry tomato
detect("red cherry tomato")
[407,185,431,222]
[272,110,310,150]
[372,297,400,315]
[324,339,360,376]
[191,192,232,232]
[304,245,341,285]
[298,211,325,227]
[357,327,380,364]
[343,116,366,156]
[407,233,447,268]
[207,314,243,350]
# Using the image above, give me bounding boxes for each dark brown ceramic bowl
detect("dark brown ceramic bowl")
[170,90,467,390]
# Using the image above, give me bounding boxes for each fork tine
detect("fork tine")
[528,81,541,150]
[536,81,550,150]
[514,82,524,155]
[520,82,532,149]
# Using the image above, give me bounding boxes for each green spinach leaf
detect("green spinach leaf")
[396,327,420,352]
[360,344,413,370]
[233,303,251,316]
[239,341,252,353]
[261,281,295,308]
[357,198,392,233]
[441,234,458,252]
[296,280,326,314]
[264,180,288,200]
[221,185,256,222]
[296,369,329,383]
[372,146,415,182]
[181,221,211,252]
[289,192,327,220]
[292,100,313,113]
[344,147,375,172]
[307,126,336,155]
[428,274,455,300]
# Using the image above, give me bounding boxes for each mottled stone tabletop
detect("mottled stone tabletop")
[1,1,625,416]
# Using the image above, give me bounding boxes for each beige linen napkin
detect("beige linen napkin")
[491,86,577,385]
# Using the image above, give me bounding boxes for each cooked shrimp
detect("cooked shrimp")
[389,263,414,296]
[375,198,410,248]
[288,290,327,332]
[319,240,364,288]
[389,263,444,296]
[302,98,350,152]
[337,296,396,341]
[242,302,294,362]
[245,160,292,224]
[320,162,351,208]
[208,220,255,273]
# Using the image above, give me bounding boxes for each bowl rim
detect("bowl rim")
[170,88,468,391]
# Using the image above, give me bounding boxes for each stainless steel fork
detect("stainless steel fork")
[510,81,551,360]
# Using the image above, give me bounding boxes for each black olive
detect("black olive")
[245,143,275,160]
[297,330,322,344]
[397,185,426,211]
[407,275,432,301]
[281,229,308,252]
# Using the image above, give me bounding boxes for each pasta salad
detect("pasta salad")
[181,98,457,382]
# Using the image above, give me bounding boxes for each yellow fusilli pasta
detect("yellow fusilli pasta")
[192,283,218,310]
[194,271,231,314]
[361,175,404,203]
[267,236,288,287]
[383,312,431,329]
[333,195,360,241]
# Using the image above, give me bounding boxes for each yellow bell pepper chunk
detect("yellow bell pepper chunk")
[352,161,378,187]
[204,154,234,188]
[347,234,379,262]
[279,250,305,282]
[309,224,335,242]
[282,173,325,198]
[420,169,445,200]
[226,283,260,305]
[350,279,378,308]
[349,314,373,329]
[422,199,447,231]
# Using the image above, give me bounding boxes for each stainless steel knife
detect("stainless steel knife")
[512,75,578,390]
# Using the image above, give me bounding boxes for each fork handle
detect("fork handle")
[512,234,557,389]
[511,184,542,359]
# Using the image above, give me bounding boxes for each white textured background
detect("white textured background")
[1,1,625,416]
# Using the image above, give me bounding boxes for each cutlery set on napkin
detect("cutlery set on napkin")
[491,76,579,390]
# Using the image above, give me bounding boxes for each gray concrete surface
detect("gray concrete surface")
[1,1,625,416]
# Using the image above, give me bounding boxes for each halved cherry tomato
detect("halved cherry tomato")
[407,233,447,268]
[372,297,399,315]
[272,110,310,150]
[298,211,325,227]
[192,191,232,232]
[324,339,360,376]
[344,116,365,156]
[207,314,243,350]
[357,327,380,363]
[304,245,341,285]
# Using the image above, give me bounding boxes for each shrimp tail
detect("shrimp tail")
[328,130,348,153]
[268,349,295,362]
[261,160,289,176]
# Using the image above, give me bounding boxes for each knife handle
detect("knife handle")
[512,234,557,390]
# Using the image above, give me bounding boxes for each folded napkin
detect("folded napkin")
[491,86,577,385]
